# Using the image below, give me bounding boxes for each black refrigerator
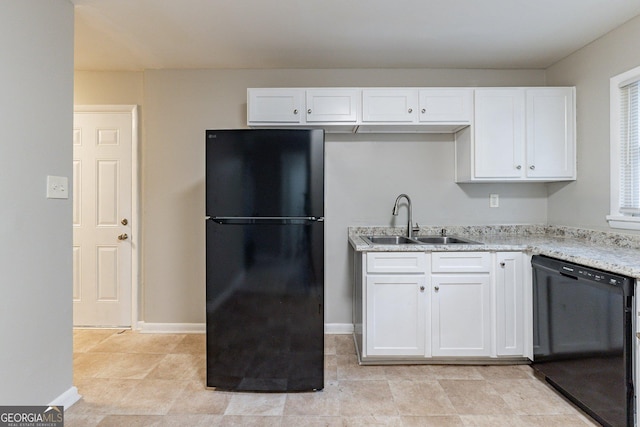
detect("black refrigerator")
[205,129,324,392]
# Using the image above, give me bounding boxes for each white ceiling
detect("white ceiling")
[72,0,640,71]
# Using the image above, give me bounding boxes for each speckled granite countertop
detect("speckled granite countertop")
[348,225,640,279]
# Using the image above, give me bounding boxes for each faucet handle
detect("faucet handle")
[412,223,420,233]
[441,228,447,237]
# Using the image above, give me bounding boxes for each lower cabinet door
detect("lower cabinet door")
[431,274,491,357]
[365,274,426,356]
[496,252,524,356]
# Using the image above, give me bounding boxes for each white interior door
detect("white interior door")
[73,108,135,327]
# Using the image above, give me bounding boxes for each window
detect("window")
[608,66,640,230]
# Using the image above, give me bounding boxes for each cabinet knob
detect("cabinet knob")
[293,109,298,115]
[434,286,439,291]
[516,165,522,170]
[307,109,312,114]
[420,286,425,292]
[500,262,506,268]
[530,165,536,170]
[421,108,426,114]
[408,108,413,113]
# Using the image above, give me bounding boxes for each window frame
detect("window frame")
[607,65,640,230]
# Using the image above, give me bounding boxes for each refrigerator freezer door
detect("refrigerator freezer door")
[205,129,324,218]
[205,220,324,392]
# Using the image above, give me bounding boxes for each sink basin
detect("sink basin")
[413,235,481,245]
[361,235,481,245]
[362,235,417,245]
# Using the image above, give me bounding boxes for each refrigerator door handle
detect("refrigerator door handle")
[206,216,324,224]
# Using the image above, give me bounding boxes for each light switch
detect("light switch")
[47,175,69,199]
[490,193,499,208]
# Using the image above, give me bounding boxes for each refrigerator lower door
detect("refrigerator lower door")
[205,220,324,392]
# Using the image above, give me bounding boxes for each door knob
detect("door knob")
[118,233,128,241]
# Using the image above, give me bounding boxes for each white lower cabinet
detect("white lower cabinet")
[495,252,525,356]
[431,252,491,357]
[365,274,426,356]
[355,249,526,363]
[362,252,428,358]
[431,274,491,357]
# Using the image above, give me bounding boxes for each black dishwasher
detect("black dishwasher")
[532,255,635,427]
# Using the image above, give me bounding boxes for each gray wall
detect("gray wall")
[546,15,640,231]
[0,1,74,404]
[77,68,547,325]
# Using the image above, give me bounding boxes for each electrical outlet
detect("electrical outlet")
[47,175,69,199]
[490,193,499,208]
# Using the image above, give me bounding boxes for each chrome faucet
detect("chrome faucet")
[392,193,413,239]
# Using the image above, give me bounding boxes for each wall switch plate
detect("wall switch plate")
[490,193,499,208]
[47,175,69,199]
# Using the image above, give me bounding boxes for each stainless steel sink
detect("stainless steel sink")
[362,235,418,245]
[412,235,481,245]
[362,234,481,245]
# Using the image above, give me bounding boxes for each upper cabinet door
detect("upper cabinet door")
[473,89,526,179]
[419,89,472,123]
[362,89,418,122]
[525,88,575,179]
[247,88,303,123]
[305,89,359,123]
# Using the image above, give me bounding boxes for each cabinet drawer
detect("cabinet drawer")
[431,252,490,273]
[366,252,427,274]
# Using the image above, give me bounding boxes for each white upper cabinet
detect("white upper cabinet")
[248,86,575,181]
[247,88,358,132]
[473,89,526,179]
[247,88,303,123]
[362,89,418,122]
[419,89,473,123]
[358,88,471,133]
[525,88,575,179]
[455,87,576,182]
[248,87,473,133]
[305,89,359,123]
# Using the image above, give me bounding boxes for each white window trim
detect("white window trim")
[607,65,640,230]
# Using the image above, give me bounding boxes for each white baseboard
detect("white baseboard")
[324,323,354,334]
[136,322,353,335]
[137,322,205,334]
[49,386,81,410]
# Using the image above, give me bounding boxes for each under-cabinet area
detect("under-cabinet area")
[352,250,528,364]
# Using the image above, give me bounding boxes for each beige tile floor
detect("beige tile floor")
[67,329,599,426]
